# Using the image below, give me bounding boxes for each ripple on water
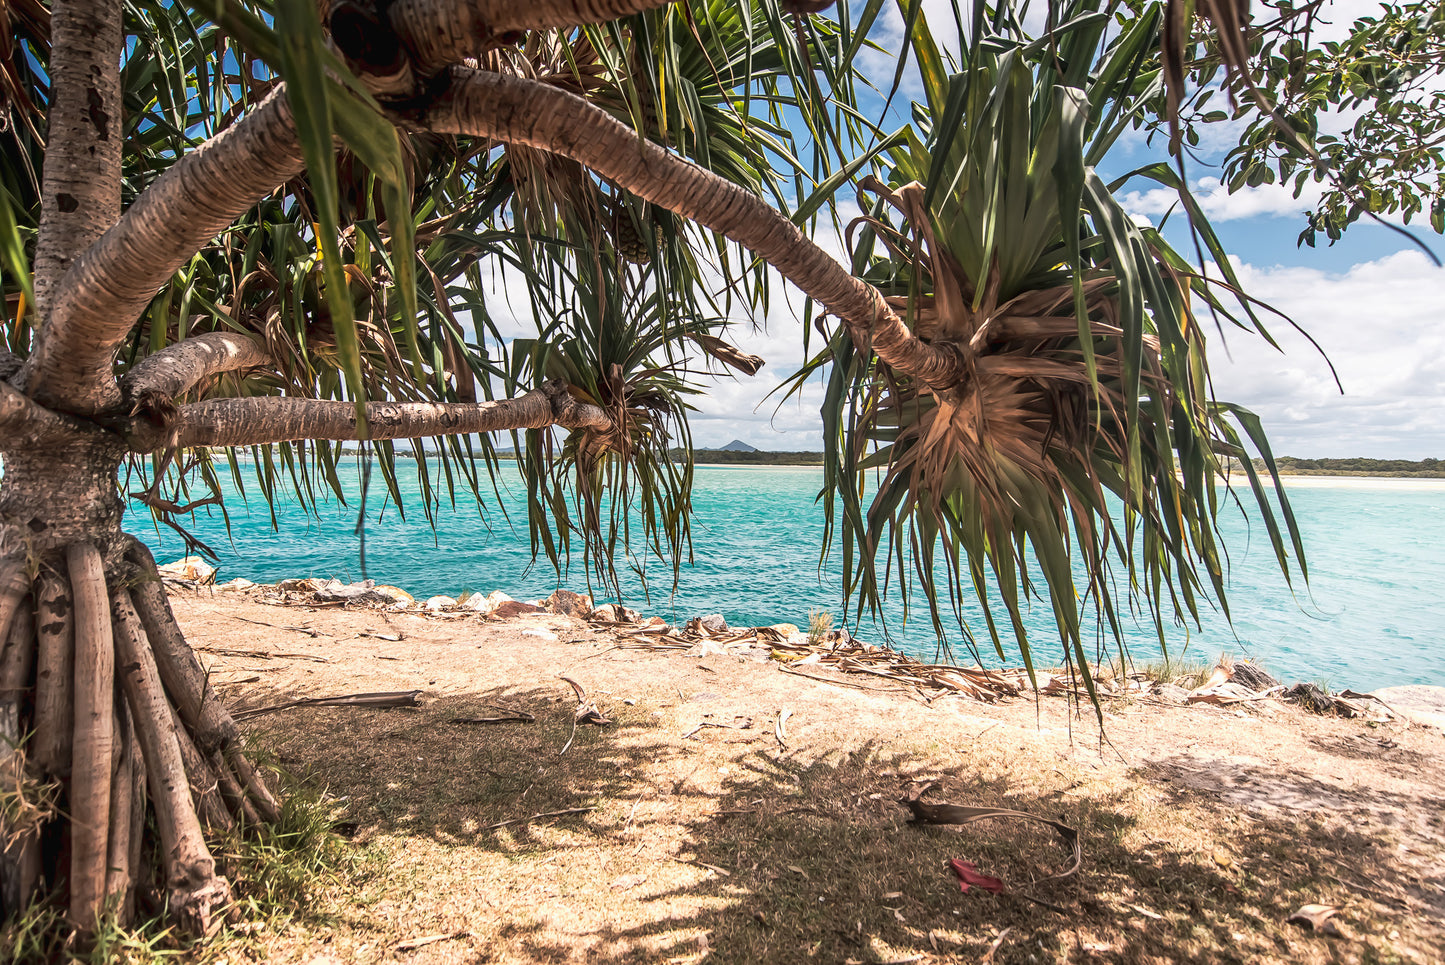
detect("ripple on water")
[134,466,1445,690]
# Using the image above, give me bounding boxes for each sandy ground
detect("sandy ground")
[168,588,1445,965]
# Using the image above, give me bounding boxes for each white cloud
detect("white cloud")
[1122,176,1325,223]
[1207,250,1445,457]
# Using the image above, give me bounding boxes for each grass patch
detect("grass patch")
[0,782,366,965]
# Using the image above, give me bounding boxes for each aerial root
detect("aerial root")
[0,539,284,935]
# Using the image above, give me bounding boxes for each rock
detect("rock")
[1371,685,1445,732]
[491,600,546,619]
[1229,660,1280,691]
[770,623,800,637]
[590,603,640,623]
[276,578,318,593]
[699,613,728,633]
[521,628,559,642]
[424,595,456,611]
[544,589,593,618]
[461,590,514,614]
[157,556,216,585]
[1154,683,1192,703]
[373,585,414,607]
[216,578,255,591]
[313,579,394,606]
[687,641,729,658]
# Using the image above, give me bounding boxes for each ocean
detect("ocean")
[130,462,1445,691]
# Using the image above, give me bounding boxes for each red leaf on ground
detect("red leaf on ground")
[949,859,1005,894]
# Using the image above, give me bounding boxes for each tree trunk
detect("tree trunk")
[0,419,275,937]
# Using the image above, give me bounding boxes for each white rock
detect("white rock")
[521,628,558,642]
[157,556,216,584]
[424,595,457,611]
[217,578,255,591]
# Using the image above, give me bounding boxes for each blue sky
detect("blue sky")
[674,0,1444,458]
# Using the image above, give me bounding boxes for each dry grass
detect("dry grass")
[146,593,1445,965]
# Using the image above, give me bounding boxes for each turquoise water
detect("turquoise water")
[130,463,1445,691]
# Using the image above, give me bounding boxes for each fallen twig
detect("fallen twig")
[449,707,536,725]
[229,615,326,637]
[778,662,913,694]
[682,717,753,740]
[484,806,596,831]
[232,690,423,721]
[196,645,329,663]
[356,629,404,642]
[393,930,471,952]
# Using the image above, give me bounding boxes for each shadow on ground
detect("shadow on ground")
[242,684,1443,965]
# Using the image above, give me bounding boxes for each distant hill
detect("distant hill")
[674,447,823,465]
[715,439,759,452]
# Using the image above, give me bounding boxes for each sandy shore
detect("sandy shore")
[159,586,1445,964]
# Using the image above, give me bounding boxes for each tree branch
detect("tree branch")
[154,383,610,450]
[120,332,273,402]
[335,0,678,94]
[21,86,303,415]
[391,0,676,77]
[413,69,965,391]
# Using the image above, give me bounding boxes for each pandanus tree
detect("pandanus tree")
[800,1,1306,691]
[0,0,1302,945]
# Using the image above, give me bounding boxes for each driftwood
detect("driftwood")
[232,690,424,721]
[900,784,1081,882]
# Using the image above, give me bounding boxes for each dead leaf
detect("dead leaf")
[786,864,811,880]
[775,707,792,748]
[1286,903,1343,936]
[949,859,1005,894]
[981,926,1013,964]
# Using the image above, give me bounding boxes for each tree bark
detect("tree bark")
[31,0,124,325]
[160,382,610,450]
[0,382,90,446]
[416,69,967,392]
[67,543,114,931]
[22,86,303,415]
